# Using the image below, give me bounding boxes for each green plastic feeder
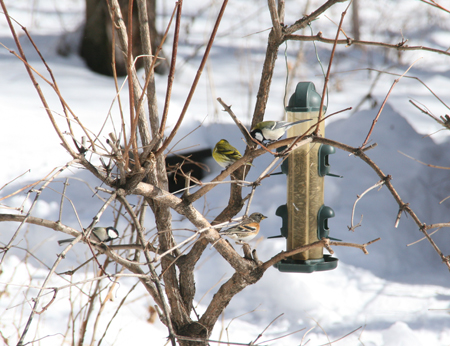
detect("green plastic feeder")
[273,82,338,273]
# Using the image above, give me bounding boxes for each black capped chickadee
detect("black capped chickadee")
[58,226,119,245]
[250,119,312,142]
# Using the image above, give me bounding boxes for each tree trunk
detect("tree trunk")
[351,0,360,41]
[79,0,165,76]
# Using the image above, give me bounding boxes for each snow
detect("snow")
[1,0,450,345]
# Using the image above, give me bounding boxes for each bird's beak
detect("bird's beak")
[262,215,268,219]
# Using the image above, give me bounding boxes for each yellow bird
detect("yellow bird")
[213,139,251,168]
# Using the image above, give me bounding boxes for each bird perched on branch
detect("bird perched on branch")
[250,119,312,143]
[219,212,267,244]
[58,226,119,245]
[213,139,252,168]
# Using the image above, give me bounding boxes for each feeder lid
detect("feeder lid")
[285,81,327,113]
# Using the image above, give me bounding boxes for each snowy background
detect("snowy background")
[1,0,450,345]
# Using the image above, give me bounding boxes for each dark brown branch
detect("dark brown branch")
[199,270,262,336]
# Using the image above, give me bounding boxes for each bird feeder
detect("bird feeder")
[273,82,338,273]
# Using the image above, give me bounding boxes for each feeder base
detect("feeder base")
[273,255,338,273]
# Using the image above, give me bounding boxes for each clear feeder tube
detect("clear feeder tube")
[286,110,324,261]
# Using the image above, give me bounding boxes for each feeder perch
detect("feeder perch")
[273,82,339,273]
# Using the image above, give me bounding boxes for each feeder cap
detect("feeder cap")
[285,82,326,113]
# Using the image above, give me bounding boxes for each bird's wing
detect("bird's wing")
[221,223,257,235]
[225,148,240,156]
[239,224,258,232]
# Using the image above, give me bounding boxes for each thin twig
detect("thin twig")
[258,327,306,345]
[19,25,94,151]
[407,228,441,247]
[419,0,450,14]
[330,238,381,255]
[0,168,58,202]
[394,203,409,228]
[160,1,182,137]
[135,0,176,148]
[399,150,450,170]
[0,161,73,265]
[261,237,379,270]
[349,180,385,231]
[360,58,422,148]
[217,97,254,145]
[14,190,116,346]
[252,313,284,344]
[58,178,69,223]
[315,1,352,135]
[0,3,77,158]
[156,0,229,157]
[116,191,176,346]
[217,97,276,155]
[316,326,363,346]
[285,33,450,57]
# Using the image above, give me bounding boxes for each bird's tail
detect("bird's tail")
[286,119,312,127]
[58,238,75,245]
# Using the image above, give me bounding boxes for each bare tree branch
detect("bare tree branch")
[156,0,229,157]
[285,33,450,57]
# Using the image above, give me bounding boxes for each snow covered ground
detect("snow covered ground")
[1,0,450,345]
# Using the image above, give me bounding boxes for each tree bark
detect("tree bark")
[80,0,164,76]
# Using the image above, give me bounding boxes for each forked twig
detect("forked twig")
[261,237,380,270]
[349,180,385,231]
